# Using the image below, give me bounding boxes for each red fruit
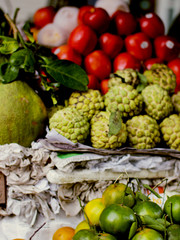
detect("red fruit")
[78,5,94,24]
[80,7,110,34]
[51,45,82,65]
[68,24,97,56]
[113,52,141,71]
[87,74,100,90]
[99,32,123,59]
[100,79,109,95]
[168,58,180,79]
[125,32,152,61]
[112,10,137,36]
[139,12,165,38]
[84,50,112,80]
[154,35,180,62]
[33,6,56,29]
[144,57,163,70]
[168,58,180,93]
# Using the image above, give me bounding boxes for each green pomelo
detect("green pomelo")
[0,80,47,147]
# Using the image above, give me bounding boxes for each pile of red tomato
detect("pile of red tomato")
[32,4,180,95]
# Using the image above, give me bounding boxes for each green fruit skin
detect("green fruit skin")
[133,201,163,219]
[99,204,136,235]
[102,183,135,208]
[0,81,47,147]
[132,228,163,240]
[167,224,180,240]
[164,195,180,224]
[73,229,96,240]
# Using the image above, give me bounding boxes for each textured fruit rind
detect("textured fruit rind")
[126,115,161,149]
[160,114,180,151]
[90,111,127,149]
[49,106,89,143]
[0,81,47,147]
[142,84,173,121]
[104,83,143,118]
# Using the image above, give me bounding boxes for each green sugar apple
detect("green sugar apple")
[142,84,173,121]
[160,114,180,151]
[143,63,176,94]
[90,111,127,149]
[104,83,143,118]
[68,89,104,120]
[126,115,161,149]
[49,106,89,143]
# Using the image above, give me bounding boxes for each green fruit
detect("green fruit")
[0,80,47,147]
[144,63,176,94]
[104,83,143,118]
[142,84,173,121]
[90,111,127,149]
[73,229,96,240]
[167,224,180,240]
[108,68,140,88]
[99,204,136,235]
[132,228,163,240]
[102,183,135,208]
[164,195,180,224]
[68,89,104,120]
[49,106,89,143]
[160,114,180,151]
[133,201,163,219]
[126,115,161,149]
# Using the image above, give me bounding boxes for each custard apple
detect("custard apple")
[108,68,140,88]
[142,84,173,121]
[126,115,161,149]
[143,63,176,94]
[49,107,89,143]
[68,89,104,120]
[160,114,180,151]
[90,111,127,149]
[172,91,180,113]
[104,83,143,118]
[47,104,64,119]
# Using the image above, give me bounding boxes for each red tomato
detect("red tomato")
[100,79,109,95]
[99,32,123,59]
[112,10,137,36]
[154,35,180,61]
[125,32,152,61]
[168,58,180,93]
[87,74,100,90]
[68,24,97,56]
[51,45,82,65]
[84,50,112,80]
[144,57,164,70]
[139,12,165,39]
[33,6,56,29]
[80,7,110,34]
[167,58,180,79]
[78,5,94,24]
[113,52,141,71]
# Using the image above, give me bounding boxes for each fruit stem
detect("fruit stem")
[29,222,46,240]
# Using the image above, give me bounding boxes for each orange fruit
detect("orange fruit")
[52,226,75,240]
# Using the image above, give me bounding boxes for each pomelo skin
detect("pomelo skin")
[0,81,47,147]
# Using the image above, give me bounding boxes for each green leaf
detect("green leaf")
[136,72,148,92]
[108,111,122,137]
[22,22,35,43]
[143,184,162,198]
[140,215,166,232]
[0,62,19,82]
[128,221,137,239]
[45,59,88,91]
[0,36,19,54]
[9,48,35,73]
